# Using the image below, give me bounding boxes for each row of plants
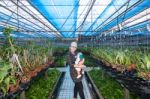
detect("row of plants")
[0,27,55,97]
[84,54,97,67]
[19,69,60,99]
[91,47,150,80]
[53,47,68,55]
[54,55,67,67]
[89,69,139,99]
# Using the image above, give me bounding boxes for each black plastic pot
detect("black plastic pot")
[140,94,150,99]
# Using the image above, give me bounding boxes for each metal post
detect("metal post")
[124,88,130,99]
[20,91,25,99]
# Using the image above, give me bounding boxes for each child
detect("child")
[75,52,86,78]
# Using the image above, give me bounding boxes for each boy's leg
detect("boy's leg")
[77,71,80,76]
[76,68,82,78]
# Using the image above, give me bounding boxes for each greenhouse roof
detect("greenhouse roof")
[0,0,150,38]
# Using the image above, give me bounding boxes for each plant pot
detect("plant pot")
[42,64,47,69]
[105,62,111,67]
[34,67,42,73]
[130,64,136,69]
[47,60,53,65]
[9,80,20,93]
[140,72,150,80]
[116,65,125,72]
[33,71,38,77]
[21,75,31,84]
[111,64,117,69]
[29,71,37,77]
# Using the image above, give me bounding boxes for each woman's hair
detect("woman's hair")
[70,42,77,48]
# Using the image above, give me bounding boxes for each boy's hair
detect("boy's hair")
[79,52,84,60]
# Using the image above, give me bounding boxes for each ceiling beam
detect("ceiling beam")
[94,0,144,32]
[27,0,63,38]
[75,0,96,32]
[10,0,62,38]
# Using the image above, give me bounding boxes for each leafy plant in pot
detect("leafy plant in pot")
[114,50,128,72]
[104,50,115,67]
[0,60,16,95]
[2,27,23,73]
[138,54,150,80]
[47,45,54,65]
[0,27,25,95]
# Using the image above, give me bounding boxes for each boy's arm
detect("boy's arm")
[67,53,74,67]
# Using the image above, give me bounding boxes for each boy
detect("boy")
[75,52,86,78]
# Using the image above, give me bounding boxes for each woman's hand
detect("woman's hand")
[74,64,79,67]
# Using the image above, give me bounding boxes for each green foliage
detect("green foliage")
[25,69,60,99]
[89,69,124,99]
[140,53,150,73]
[89,69,139,99]
[3,27,13,37]
[91,47,150,76]
[53,47,68,54]
[0,31,55,96]
[19,42,54,70]
[84,55,97,67]
[0,60,16,95]
[54,55,66,67]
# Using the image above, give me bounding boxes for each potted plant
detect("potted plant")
[138,54,150,80]
[0,60,16,96]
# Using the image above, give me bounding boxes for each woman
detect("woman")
[67,42,85,99]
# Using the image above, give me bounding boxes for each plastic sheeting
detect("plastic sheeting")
[0,0,150,38]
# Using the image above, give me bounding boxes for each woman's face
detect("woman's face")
[70,46,77,53]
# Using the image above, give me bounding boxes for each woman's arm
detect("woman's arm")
[67,53,74,67]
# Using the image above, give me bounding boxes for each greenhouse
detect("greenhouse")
[0,0,150,99]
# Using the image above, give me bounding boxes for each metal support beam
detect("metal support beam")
[0,4,49,32]
[10,0,62,38]
[0,11,43,31]
[0,19,33,32]
[69,0,92,37]
[94,0,144,32]
[72,0,79,38]
[0,1,59,38]
[85,0,142,35]
[86,1,129,35]
[75,0,96,31]
[0,21,55,38]
[27,0,63,38]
